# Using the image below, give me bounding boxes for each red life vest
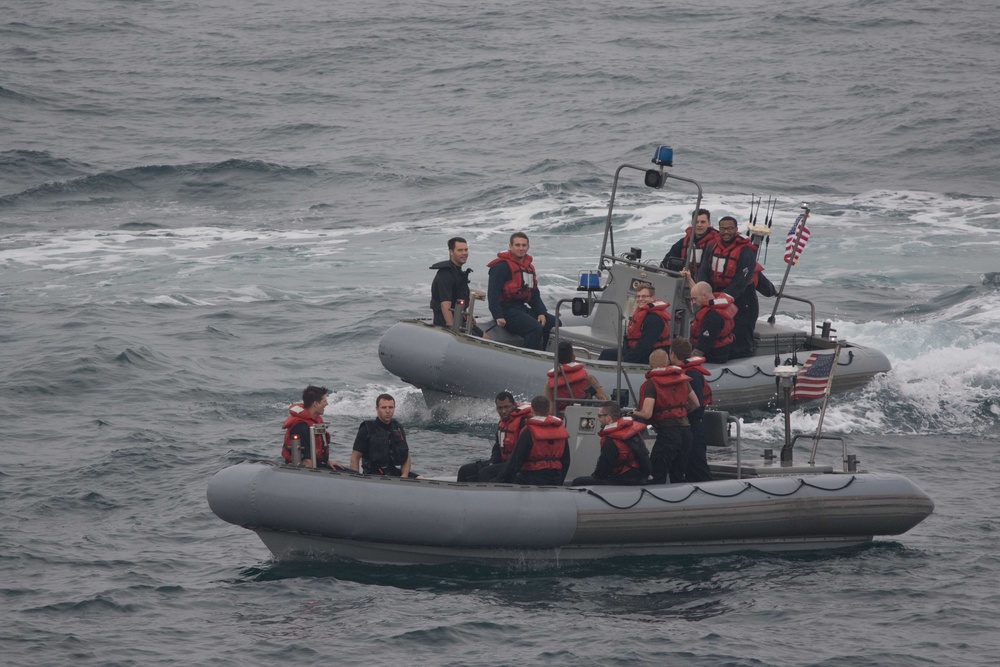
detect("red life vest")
[705,236,758,290]
[521,416,569,472]
[624,300,672,350]
[689,293,737,349]
[753,261,766,287]
[497,405,532,462]
[546,362,590,411]
[681,355,713,406]
[679,227,719,273]
[640,366,691,423]
[599,417,647,476]
[487,251,537,303]
[281,403,330,463]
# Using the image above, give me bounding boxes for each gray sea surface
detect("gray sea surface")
[2,0,1000,665]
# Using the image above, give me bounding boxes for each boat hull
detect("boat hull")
[378,320,891,412]
[208,461,933,565]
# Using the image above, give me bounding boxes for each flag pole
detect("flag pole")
[767,203,810,324]
[808,342,842,465]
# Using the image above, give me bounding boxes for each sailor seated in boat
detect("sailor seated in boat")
[632,350,699,484]
[429,236,485,337]
[490,395,570,486]
[280,385,346,470]
[350,393,418,478]
[597,283,672,364]
[544,341,608,415]
[486,232,556,350]
[456,391,532,483]
[688,282,737,364]
[660,208,718,273]
[571,401,652,486]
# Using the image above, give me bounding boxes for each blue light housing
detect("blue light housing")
[652,145,673,167]
[578,270,601,290]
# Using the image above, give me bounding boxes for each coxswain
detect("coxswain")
[660,208,719,273]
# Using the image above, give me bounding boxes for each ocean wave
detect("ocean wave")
[0,159,320,208]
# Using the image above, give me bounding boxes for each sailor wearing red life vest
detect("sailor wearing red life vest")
[281,385,345,469]
[491,395,571,486]
[670,338,713,483]
[571,401,653,486]
[486,231,556,350]
[632,349,700,484]
[598,283,673,363]
[544,341,609,413]
[456,391,532,482]
[690,216,771,358]
[689,281,737,364]
[660,208,720,274]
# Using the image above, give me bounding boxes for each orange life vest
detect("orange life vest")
[640,366,691,423]
[487,251,537,303]
[521,416,569,472]
[546,362,590,411]
[679,227,719,273]
[599,417,647,476]
[705,236,758,290]
[497,405,532,462]
[281,403,330,464]
[690,293,737,349]
[681,356,713,406]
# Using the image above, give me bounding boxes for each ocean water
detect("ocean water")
[2,0,1000,665]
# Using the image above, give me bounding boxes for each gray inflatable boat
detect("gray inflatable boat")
[208,405,933,565]
[379,149,891,413]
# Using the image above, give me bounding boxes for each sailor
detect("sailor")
[456,391,532,483]
[632,349,699,484]
[688,281,737,363]
[598,283,672,363]
[491,395,571,486]
[660,208,719,273]
[486,232,556,350]
[669,338,713,483]
[350,393,417,477]
[429,236,484,337]
[544,340,609,414]
[690,216,770,358]
[570,401,652,486]
[281,385,345,469]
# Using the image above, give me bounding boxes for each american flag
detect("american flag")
[783,214,810,265]
[791,352,836,400]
